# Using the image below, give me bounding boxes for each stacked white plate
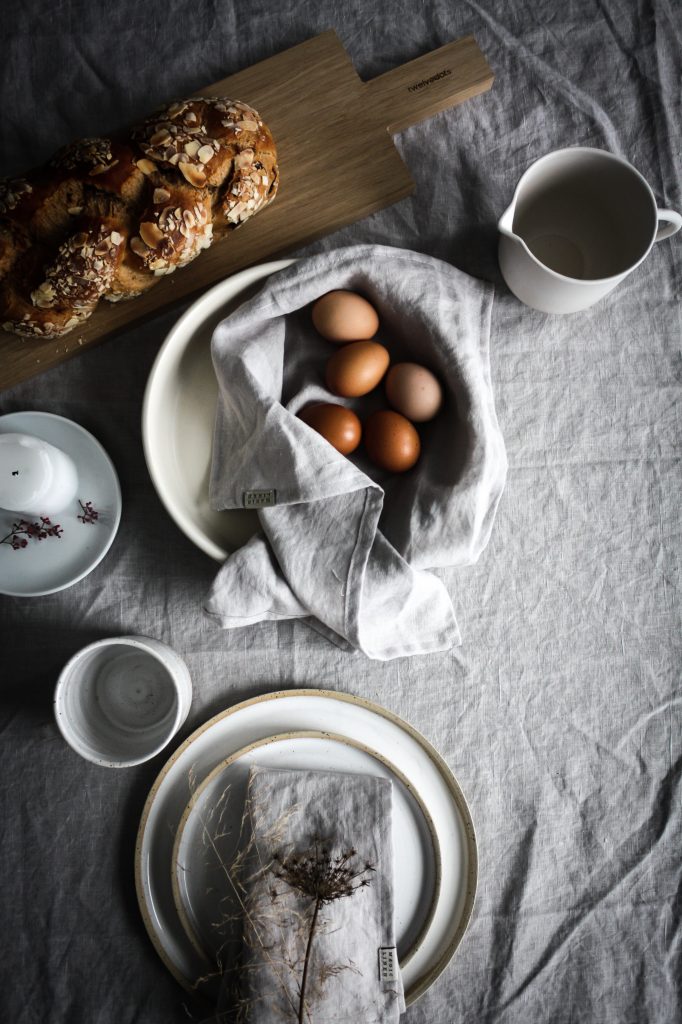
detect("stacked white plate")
[135,688,477,1006]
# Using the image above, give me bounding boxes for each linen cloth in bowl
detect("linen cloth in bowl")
[206,244,506,659]
[231,765,404,1023]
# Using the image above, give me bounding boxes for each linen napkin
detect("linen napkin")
[236,766,404,1023]
[206,244,507,659]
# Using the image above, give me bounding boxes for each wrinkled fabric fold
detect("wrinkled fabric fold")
[206,244,506,659]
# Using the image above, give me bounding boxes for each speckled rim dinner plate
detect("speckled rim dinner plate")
[135,688,477,1007]
[170,730,442,979]
[142,258,295,562]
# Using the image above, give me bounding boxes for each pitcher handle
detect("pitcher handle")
[655,208,682,242]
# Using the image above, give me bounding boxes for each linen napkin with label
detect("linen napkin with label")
[235,766,404,1023]
[206,244,507,659]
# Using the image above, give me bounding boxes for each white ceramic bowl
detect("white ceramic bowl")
[142,259,295,561]
[54,636,192,767]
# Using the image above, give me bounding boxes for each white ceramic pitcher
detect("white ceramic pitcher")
[498,147,682,314]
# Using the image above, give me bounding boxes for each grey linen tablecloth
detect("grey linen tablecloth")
[207,245,506,659]
[1,2,680,1024]
[232,767,404,1022]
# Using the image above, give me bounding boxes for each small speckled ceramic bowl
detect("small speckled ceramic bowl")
[54,636,192,768]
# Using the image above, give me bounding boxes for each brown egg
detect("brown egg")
[364,410,421,473]
[312,290,379,343]
[385,363,443,422]
[326,341,390,398]
[298,403,362,455]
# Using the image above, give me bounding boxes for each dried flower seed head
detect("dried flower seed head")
[266,835,375,1023]
[271,835,374,905]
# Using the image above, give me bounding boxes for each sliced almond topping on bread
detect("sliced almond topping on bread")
[130,235,149,257]
[179,162,207,187]
[149,129,172,147]
[139,221,165,248]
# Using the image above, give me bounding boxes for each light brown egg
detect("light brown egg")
[325,341,390,398]
[298,403,362,455]
[312,290,379,343]
[364,410,421,473]
[385,363,443,422]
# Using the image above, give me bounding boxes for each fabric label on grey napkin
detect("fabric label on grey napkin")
[233,765,405,1023]
[379,947,399,984]
[243,488,277,508]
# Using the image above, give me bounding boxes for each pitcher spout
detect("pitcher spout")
[497,202,517,239]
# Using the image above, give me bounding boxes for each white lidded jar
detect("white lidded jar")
[0,432,78,515]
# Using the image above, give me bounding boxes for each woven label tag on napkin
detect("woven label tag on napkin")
[243,488,277,508]
[379,947,399,984]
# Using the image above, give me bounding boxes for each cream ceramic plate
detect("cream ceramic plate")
[142,259,295,561]
[171,730,441,982]
[135,689,477,1006]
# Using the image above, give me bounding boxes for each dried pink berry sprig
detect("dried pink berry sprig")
[1,499,101,551]
[77,500,99,524]
[0,517,64,549]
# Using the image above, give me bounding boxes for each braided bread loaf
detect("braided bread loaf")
[0,98,278,338]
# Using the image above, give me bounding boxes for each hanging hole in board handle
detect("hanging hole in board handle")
[655,209,682,242]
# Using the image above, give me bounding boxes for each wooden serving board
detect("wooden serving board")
[0,31,493,391]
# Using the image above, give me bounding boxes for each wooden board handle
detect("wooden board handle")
[365,35,494,135]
